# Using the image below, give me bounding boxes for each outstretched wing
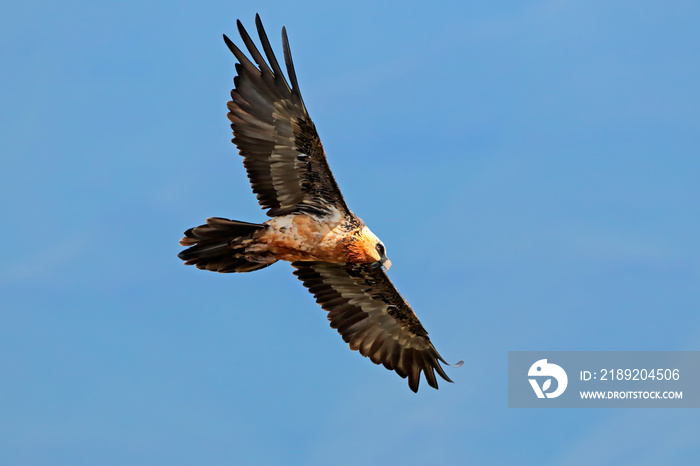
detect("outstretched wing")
[292,262,461,392]
[223,15,350,217]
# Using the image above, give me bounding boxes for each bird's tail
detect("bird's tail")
[178,217,275,273]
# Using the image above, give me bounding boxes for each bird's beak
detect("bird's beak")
[381,258,392,270]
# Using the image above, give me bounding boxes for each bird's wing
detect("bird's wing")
[292,261,461,392]
[223,15,350,218]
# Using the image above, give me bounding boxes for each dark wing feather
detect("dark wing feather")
[292,261,460,392]
[223,15,350,217]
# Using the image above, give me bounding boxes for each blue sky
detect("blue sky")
[2,1,699,464]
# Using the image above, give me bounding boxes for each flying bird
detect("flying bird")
[178,15,461,392]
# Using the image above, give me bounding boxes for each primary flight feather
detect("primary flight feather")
[178,14,461,392]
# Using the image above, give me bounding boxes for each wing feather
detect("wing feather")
[223,15,350,217]
[292,261,459,392]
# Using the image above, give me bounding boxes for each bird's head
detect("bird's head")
[351,226,391,270]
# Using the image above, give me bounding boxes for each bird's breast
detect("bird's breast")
[254,210,357,263]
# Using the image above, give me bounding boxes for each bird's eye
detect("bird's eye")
[376,243,385,255]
